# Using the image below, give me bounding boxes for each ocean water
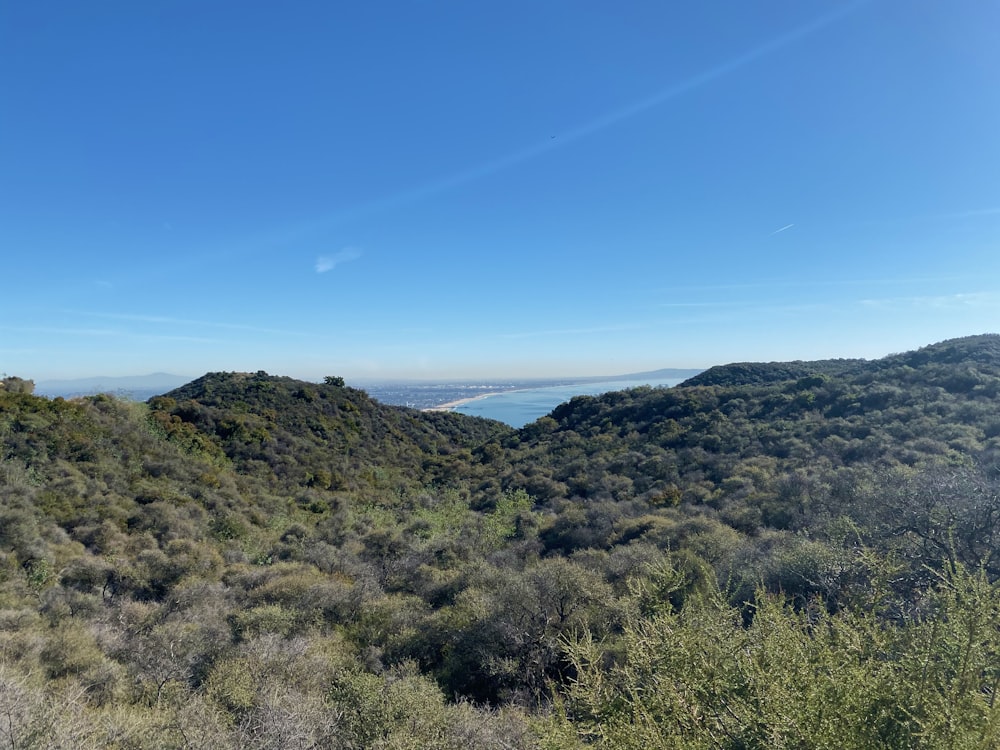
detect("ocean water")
[452,377,685,428]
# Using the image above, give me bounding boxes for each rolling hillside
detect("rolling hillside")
[2,336,1000,747]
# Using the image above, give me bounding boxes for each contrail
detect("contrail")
[769,223,795,236]
[183,0,868,268]
[285,1,870,238]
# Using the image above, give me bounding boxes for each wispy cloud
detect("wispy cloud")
[654,275,979,295]
[316,248,361,274]
[860,207,1000,228]
[656,300,833,322]
[931,207,1000,221]
[64,311,309,338]
[859,292,1000,310]
[0,324,219,344]
[769,223,795,236]
[652,300,829,315]
[272,2,867,239]
[0,325,120,337]
[500,324,640,340]
[655,301,747,309]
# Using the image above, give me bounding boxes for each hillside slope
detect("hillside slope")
[2,337,1000,746]
[151,370,511,494]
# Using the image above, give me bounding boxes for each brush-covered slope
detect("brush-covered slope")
[0,374,539,744]
[3,337,1000,748]
[500,334,1000,498]
[681,333,1000,387]
[150,370,512,493]
[679,357,866,387]
[480,335,1000,572]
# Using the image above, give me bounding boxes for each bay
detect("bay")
[452,377,685,428]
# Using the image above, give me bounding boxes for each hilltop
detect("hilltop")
[681,333,1000,387]
[152,370,511,492]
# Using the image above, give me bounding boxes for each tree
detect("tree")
[1,375,34,394]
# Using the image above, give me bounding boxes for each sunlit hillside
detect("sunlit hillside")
[3,336,1000,747]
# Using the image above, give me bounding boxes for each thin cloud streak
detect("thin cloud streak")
[65,311,309,338]
[0,325,121,337]
[655,301,748,309]
[655,274,979,294]
[173,0,868,265]
[935,207,1000,220]
[0,324,220,344]
[659,300,834,319]
[654,292,998,322]
[316,248,362,274]
[859,292,1000,310]
[860,207,1000,228]
[501,324,641,340]
[286,1,868,236]
[652,301,831,315]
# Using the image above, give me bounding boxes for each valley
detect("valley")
[2,336,1000,747]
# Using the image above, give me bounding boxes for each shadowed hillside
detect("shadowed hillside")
[152,370,511,494]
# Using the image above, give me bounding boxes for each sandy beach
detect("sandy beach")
[421,392,498,412]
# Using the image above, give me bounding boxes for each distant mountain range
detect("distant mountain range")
[34,372,194,400]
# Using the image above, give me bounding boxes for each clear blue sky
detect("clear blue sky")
[3,1,998,380]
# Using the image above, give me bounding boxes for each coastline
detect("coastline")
[422,386,538,413]
[420,376,687,425]
[422,377,677,414]
[421,392,499,412]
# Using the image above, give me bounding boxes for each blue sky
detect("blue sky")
[3,1,999,380]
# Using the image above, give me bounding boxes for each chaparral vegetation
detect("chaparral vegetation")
[4,335,1000,748]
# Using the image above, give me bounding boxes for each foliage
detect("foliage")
[2,336,1000,744]
[553,559,1000,749]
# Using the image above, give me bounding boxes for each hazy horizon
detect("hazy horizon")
[4,2,998,381]
[30,365,706,387]
[16,333,993,384]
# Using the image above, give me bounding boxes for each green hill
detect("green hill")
[679,357,865,387]
[3,337,1000,747]
[151,370,511,494]
[681,333,1000,387]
